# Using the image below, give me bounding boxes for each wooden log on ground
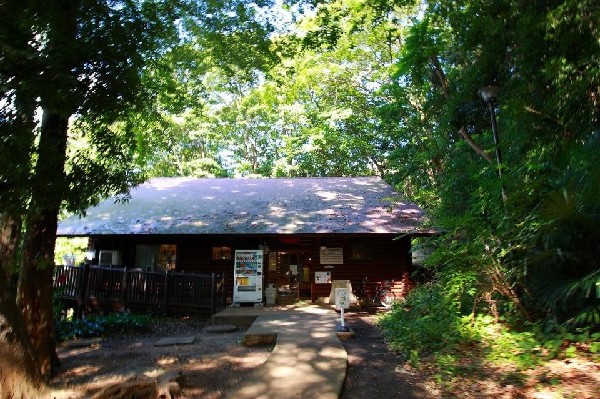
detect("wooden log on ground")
[90,370,181,399]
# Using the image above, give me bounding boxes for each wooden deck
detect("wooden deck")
[53,264,226,317]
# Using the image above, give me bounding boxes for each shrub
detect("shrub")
[378,284,478,359]
[56,312,151,342]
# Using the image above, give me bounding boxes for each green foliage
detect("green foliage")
[473,315,544,370]
[378,284,477,358]
[379,287,600,389]
[53,237,88,266]
[506,136,600,328]
[55,312,152,342]
[373,0,600,334]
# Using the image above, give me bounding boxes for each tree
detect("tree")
[197,1,413,178]
[1,0,279,391]
[386,0,599,326]
[11,1,185,381]
[303,0,600,329]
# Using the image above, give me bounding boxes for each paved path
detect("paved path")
[217,305,347,399]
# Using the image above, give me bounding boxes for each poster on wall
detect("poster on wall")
[320,247,343,264]
[315,271,332,284]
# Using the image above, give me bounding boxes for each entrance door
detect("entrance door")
[268,251,310,303]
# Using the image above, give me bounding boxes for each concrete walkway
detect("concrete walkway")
[213,304,347,399]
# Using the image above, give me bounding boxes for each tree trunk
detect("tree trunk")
[17,111,69,379]
[490,265,532,321]
[0,196,43,397]
[0,265,43,398]
[0,214,21,279]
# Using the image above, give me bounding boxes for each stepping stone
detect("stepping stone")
[154,336,196,346]
[203,324,238,333]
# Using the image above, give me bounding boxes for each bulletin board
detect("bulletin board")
[320,247,343,264]
[315,271,332,284]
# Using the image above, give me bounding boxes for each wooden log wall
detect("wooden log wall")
[91,233,414,304]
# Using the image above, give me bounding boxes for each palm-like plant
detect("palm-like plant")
[525,138,600,329]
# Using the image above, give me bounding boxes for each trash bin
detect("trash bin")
[265,284,277,306]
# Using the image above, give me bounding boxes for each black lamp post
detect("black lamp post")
[479,85,506,202]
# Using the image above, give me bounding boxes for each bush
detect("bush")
[378,284,478,361]
[56,312,151,342]
[378,283,600,377]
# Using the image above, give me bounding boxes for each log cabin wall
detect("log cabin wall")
[91,233,413,303]
[310,235,411,300]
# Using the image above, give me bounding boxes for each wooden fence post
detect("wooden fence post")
[210,273,217,315]
[121,267,129,310]
[76,264,90,319]
[162,270,170,316]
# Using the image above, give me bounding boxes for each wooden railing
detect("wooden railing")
[53,265,226,317]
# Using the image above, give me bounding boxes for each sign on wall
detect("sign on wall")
[320,247,343,264]
[315,271,331,284]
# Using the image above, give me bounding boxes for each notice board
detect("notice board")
[315,271,331,284]
[320,247,343,264]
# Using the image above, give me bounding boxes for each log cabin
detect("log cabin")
[57,176,433,307]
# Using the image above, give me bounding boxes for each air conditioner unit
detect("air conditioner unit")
[98,250,121,266]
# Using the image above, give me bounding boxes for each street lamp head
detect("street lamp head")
[478,85,500,103]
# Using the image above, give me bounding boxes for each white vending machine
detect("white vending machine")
[233,249,264,305]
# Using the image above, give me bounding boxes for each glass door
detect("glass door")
[275,252,298,301]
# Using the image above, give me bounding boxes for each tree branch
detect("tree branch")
[429,55,493,163]
[457,127,493,163]
[430,55,449,94]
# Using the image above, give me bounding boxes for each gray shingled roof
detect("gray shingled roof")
[57,177,430,236]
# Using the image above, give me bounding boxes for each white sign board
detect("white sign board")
[335,288,350,309]
[315,271,331,284]
[320,247,343,264]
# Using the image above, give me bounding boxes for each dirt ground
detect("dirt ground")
[49,312,599,399]
[49,317,272,399]
[340,311,436,399]
[342,311,599,399]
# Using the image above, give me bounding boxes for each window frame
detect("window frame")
[350,244,372,261]
[212,246,232,261]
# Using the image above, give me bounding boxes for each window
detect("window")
[212,246,232,260]
[136,244,177,271]
[136,245,157,269]
[158,244,177,270]
[351,245,371,261]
